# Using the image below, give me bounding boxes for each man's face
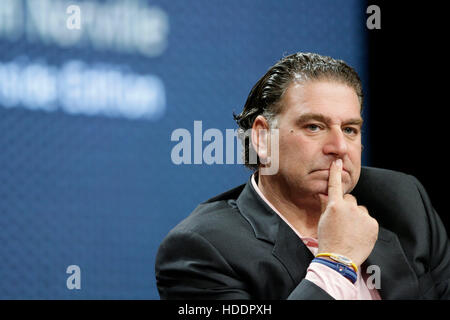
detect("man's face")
[272,80,362,198]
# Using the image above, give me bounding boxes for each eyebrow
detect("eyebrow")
[296,113,364,127]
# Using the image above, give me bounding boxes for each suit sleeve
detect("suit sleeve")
[155,229,334,300]
[155,229,252,299]
[411,175,450,299]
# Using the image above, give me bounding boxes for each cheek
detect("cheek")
[348,144,362,166]
[279,136,320,169]
[279,134,306,156]
[347,145,362,183]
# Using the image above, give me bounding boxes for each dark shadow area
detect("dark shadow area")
[367,1,449,233]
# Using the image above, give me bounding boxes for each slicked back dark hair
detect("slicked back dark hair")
[233,52,363,171]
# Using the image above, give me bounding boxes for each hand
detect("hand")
[317,159,379,268]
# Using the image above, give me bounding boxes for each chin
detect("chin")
[304,181,328,196]
[308,180,351,195]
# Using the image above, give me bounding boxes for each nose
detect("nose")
[322,126,348,158]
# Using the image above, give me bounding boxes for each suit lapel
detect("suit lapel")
[236,177,314,286]
[272,219,315,285]
[352,172,421,300]
[271,222,421,299]
[364,226,420,299]
[237,174,421,299]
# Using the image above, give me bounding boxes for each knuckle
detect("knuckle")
[344,194,356,202]
[370,218,379,231]
[372,218,379,228]
[350,206,360,215]
[358,205,369,214]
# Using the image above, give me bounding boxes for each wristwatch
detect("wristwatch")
[312,257,358,284]
[315,253,358,272]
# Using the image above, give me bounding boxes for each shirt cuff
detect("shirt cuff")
[305,261,358,300]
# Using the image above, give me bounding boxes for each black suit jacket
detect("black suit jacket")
[155,167,450,299]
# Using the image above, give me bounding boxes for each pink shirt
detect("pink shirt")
[251,174,381,300]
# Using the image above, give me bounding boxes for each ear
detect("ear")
[251,115,270,163]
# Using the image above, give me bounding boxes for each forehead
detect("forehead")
[279,80,361,120]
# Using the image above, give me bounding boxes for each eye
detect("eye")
[343,127,359,135]
[305,124,322,132]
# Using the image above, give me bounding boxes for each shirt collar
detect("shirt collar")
[250,173,318,247]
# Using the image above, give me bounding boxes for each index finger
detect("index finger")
[328,159,343,202]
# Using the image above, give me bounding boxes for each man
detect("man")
[155,52,450,299]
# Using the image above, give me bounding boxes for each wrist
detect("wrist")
[315,252,358,273]
[311,257,358,284]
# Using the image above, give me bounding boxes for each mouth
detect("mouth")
[312,168,350,175]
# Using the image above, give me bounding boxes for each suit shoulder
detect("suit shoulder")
[360,166,412,183]
[355,166,431,224]
[354,166,430,213]
[162,183,250,242]
[357,166,419,194]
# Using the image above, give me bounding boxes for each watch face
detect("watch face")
[331,254,352,265]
